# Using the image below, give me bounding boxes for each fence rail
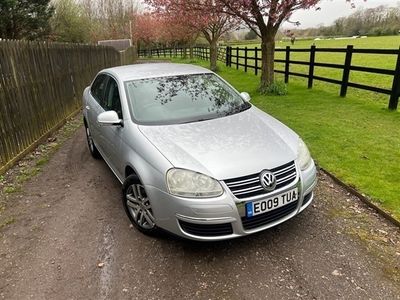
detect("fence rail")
[139,45,400,110]
[0,40,121,173]
[138,47,215,61]
[225,45,400,110]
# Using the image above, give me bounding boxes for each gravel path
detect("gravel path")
[0,126,399,299]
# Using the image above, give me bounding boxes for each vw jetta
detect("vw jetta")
[82,63,317,241]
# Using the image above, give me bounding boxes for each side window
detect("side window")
[91,74,108,106]
[104,78,123,119]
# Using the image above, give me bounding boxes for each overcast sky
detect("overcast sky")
[284,0,399,29]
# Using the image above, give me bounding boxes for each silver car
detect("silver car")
[82,63,317,241]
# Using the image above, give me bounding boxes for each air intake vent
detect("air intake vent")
[179,221,233,237]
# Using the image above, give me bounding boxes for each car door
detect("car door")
[87,74,109,154]
[101,75,125,179]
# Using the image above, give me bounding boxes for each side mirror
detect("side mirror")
[240,92,251,102]
[97,111,123,126]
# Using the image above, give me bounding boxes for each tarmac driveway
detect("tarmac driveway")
[0,125,399,299]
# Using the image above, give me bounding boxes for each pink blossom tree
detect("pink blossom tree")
[146,0,240,71]
[219,0,365,90]
[133,13,199,54]
[133,13,161,47]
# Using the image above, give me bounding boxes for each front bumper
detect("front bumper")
[146,161,317,241]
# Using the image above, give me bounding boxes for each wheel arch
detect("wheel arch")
[125,165,137,179]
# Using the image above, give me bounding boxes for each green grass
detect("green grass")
[234,35,400,49]
[170,57,400,220]
[230,35,400,93]
[16,167,41,183]
[4,185,22,194]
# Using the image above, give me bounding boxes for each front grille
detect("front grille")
[302,192,313,206]
[241,201,298,230]
[179,220,233,237]
[224,161,297,199]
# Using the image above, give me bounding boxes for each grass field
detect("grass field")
[230,35,400,99]
[167,52,400,220]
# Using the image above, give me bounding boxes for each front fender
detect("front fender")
[122,122,172,191]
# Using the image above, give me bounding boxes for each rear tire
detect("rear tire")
[122,174,159,235]
[84,124,101,159]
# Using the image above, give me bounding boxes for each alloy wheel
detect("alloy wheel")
[126,184,155,230]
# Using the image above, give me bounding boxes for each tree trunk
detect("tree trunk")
[189,44,194,59]
[260,34,275,91]
[183,46,187,59]
[210,39,218,72]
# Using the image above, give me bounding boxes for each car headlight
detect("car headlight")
[297,139,312,171]
[166,168,223,198]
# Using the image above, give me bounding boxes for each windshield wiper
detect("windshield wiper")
[180,117,215,124]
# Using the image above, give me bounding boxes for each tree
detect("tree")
[245,29,258,40]
[291,4,399,38]
[146,0,239,71]
[51,0,91,43]
[218,0,365,90]
[81,0,138,42]
[0,0,54,40]
[133,13,200,57]
[133,13,163,47]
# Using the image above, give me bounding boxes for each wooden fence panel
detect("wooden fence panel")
[0,40,121,173]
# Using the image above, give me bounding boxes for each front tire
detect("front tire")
[122,175,158,235]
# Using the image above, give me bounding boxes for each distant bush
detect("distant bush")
[245,30,258,40]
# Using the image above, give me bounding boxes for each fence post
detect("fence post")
[244,47,248,73]
[308,45,316,89]
[389,47,400,110]
[340,45,353,97]
[285,46,290,83]
[229,47,232,67]
[225,46,229,66]
[236,47,239,70]
[255,47,258,76]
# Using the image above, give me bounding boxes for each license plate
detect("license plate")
[246,188,298,217]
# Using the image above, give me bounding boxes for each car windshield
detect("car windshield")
[124,73,250,125]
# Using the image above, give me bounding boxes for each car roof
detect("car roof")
[101,63,213,81]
